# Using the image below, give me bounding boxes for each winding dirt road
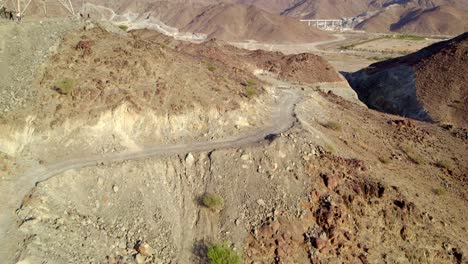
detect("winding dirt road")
[0,88,300,262]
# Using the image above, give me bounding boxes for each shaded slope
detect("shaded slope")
[345,33,468,127]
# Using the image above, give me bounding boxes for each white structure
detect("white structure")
[1,0,75,17]
[300,19,348,31]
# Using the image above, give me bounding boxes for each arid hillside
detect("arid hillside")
[177,39,344,84]
[281,0,382,18]
[390,5,468,35]
[356,4,468,35]
[0,18,467,264]
[346,32,468,128]
[235,0,296,13]
[182,3,330,43]
[71,0,331,43]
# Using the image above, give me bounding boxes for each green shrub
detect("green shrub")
[378,156,390,164]
[321,121,342,131]
[245,88,256,97]
[54,79,75,95]
[118,24,128,31]
[202,193,224,212]
[323,142,336,154]
[246,80,256,87]
[207,65,216,72]
[432,187,447,196]
[207,243,241,264]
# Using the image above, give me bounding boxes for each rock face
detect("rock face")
[345,32,468,127]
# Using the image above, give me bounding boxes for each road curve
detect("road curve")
[0,88,300,261]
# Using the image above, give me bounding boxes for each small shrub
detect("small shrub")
[432,187,447,196]
[321,121,342,131]
[246,80,256,87]
[378,156,390,164]
[202,193,224,212]
[245,88,256,97]
[435,159,453,170]
[118,24,128,31]
[207,65,216,72]
[207,243,241,264]
[323,142,336,154]
[54,79,75,95]
[400,144,425,165]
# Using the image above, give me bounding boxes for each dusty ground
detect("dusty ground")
[351,37,441,54]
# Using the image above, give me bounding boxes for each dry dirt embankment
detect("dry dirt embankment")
[345,32,468,128]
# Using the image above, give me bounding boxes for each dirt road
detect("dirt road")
[230,34,346,54]
[0,88,300,262]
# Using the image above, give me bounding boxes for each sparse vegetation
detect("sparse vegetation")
[54,79,75,95]
[400,143,425,165]
[368,56,393,61]
[202,193,225,212]
[207,65,217,72]
[435,159,453,171]
[118,24,129,31]
[245,87,256,97]
[207,242,241,264]
[246,80,256,87]
[395,34,425,41]
[323,142,336,154]
[339,36,386,50]
[432,187,447,196]
[378,156,390,164]
[321,121,342,131]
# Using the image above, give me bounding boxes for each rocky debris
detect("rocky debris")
[185,153,195,166]
[75,40,95,57]
[246,153,464,263]
[240,153,250,161]
[134,241,155,257]
[256,199,266,207]
[134,253,146,263]
[313,237,328,251]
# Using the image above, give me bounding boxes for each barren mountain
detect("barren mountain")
[346,32,468,128]
[281,0,382,19]
[181,3,331,43]
[391,5,468,35]
[235,0,296,13]
[264,0,468,35]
